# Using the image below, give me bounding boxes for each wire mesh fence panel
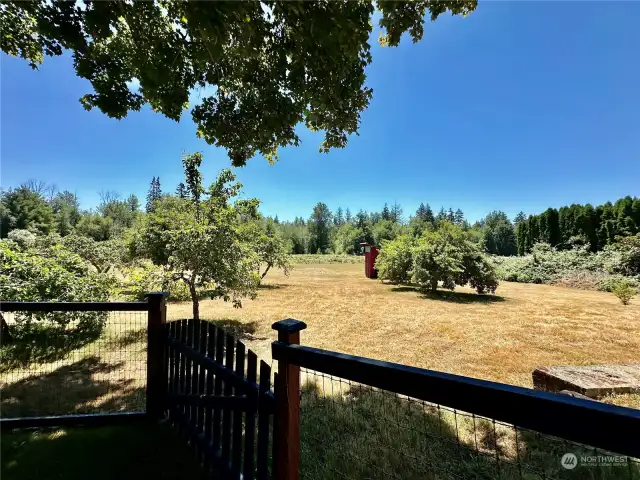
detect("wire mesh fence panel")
[298,368,640,480]
[0,309,147,418]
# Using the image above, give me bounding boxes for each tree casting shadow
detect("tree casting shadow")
[390,285,505,304]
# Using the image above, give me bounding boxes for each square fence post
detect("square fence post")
[146,292,168,420]
[272,319,307,480]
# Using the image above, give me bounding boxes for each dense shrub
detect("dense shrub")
[605,234,640,276]
[374,235,414,284]
[493,243,605,284]
[377,223,498,294]
[7,229,36,249]
[493,239,640,291]
[0,241,114,338]
[411,223,498,294]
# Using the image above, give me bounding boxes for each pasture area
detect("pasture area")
[169,262,640,408]
[2,261,639,479]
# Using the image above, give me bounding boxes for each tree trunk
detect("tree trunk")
[261,264,272,280]
[190,284,199,321]
[430,278,438,292]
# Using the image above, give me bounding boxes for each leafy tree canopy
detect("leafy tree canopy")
[132,154,262,319]
[1,1,476,166]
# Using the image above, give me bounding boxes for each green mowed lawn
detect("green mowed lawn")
[1,423,205,480]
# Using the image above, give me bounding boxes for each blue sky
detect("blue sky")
[2,2,639,223]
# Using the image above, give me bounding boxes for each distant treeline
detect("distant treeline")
[1,177,637,258]
[515,196,640,255]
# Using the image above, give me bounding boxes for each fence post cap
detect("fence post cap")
[272,318,307,333]
[144,292,169,300]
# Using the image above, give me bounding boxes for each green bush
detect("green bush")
[6,229,36,249]
[612,279,637,305]
[0,241,114,339]
[411,223,498,294]
[377,223,498,294]
[375,235,414,284]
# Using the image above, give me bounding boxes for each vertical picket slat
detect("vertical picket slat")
[193,319,202,425]
[187,319,196,423]
[212,325,225,451]
[257,361,271,480]
[179,320,187,397]
[272,371,280,480]
[177,320,187,436]
[222,333,235,464]
[232,341,246,474]
[243,351,258,480]
[197,320,207,432]
[205,323,216,442]
[173,321,182,400]
[168,322,176,397]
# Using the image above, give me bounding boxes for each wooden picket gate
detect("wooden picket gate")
[165,318,277,479]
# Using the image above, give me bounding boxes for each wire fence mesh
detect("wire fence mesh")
[0,310,147,418]
[298,368,640,480]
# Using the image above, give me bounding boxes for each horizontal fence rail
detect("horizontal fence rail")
[272,341,640,459]
[0,301,150,312]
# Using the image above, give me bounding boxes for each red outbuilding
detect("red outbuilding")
[360,242,379,279]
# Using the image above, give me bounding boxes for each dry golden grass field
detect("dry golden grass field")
[3,262,639,479]
[169,262,640,408]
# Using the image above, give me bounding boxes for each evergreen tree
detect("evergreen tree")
[516,221,528,255]
[176,182,188,199]
[334,207,344,226]
[345,207,353,224]
[146,177,162,213]
[424,204,435,225]
[447,208,455,223]
[308,203,332,253]
[416,203,428,221]
[454,208,465,226]
[436,207,447,225]
[514,211,527,226]
[126,194,140,213]
[381,203,391,221]
[390,202,403,223]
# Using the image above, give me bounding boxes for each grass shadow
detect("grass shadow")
[420,290,505,304]
[390,284,505,304]
[299,381,515,479]
[102,328,146,349]
[1,356,145,418]
[0,326,104,373]
[1,423,206,480]
[205,318,264,341]
[257,283,289,290]
[299,380,636,480]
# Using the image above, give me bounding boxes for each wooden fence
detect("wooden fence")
[165,318,276,480]
[2,296,639,479]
